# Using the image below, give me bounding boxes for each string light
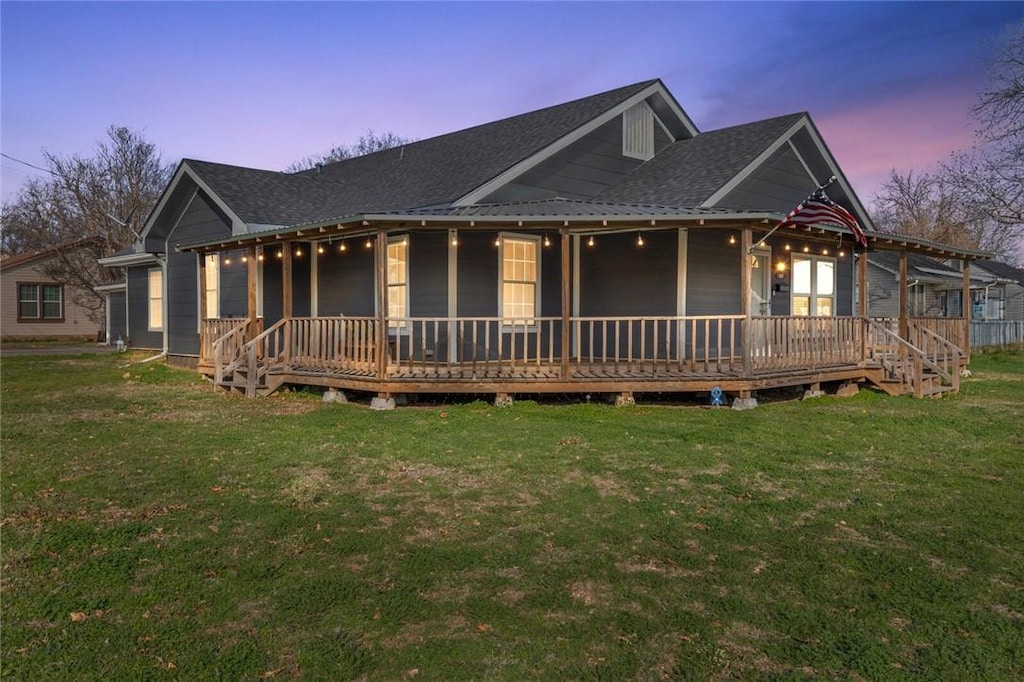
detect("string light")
[339,240,347,253]
[495,236,501,247]
[364,238,373,249]
[838,249,846,258]
[242,254,248,263]
[276,250,283,259]
[822,248,829,256]
[543,234,551,248]
[802,245,810,253]
[587,235,595,247]
[784,244,791,251]
[317,244,325,255]
[223,257,231,265]
[294,246,303,257]
[636,233,644,247]
[728,234,736,246]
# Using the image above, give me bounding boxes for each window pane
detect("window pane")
[18,284,39,318]
[793,258,811,294]
[149,269,163,330]
[817,260,835,296]
[204,255,219,319]
[42,286,62,319]
[816,297,833,316]
[792,295,810,316]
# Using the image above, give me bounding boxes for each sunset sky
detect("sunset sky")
[2,1,1021,216]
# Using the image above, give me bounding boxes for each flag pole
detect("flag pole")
[748,176,838,253]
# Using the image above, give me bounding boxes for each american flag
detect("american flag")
[780,187,868,248]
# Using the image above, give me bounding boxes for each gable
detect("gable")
[715,143,814,212]
[480,111,674,203]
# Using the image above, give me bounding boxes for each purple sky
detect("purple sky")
[2,1,1021,216]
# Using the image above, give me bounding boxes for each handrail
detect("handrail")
[210,320,251,385]
[865,319,940,397]
[915,325,962,391]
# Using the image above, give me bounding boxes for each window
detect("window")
[387,237,408,329]
[17,283,63,321]
[791,256,835,316]
[623,101,655,161]
[500,235,539,324]
[203,254,219,319]
[148,268,164,331]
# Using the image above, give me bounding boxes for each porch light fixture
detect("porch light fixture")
[775,261,787,273]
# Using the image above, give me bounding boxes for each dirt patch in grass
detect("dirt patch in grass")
[568,579,612,607]
[279,466,334,509]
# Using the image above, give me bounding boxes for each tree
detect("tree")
[0,125,173,321]
[869,23,1024,263]
[286,129,414,172]
[938,21,1024,260]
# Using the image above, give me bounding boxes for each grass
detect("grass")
[2,350,1023,680]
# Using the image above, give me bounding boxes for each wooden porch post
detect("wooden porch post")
[740,225,752,378]
[375,228,388,381]
[247,245,258,334]
[198,253,208,359]
[898,250,908,340]
[962,259,972,359]
[560,228,571,379]
[282,243,293,320]
[857,248,868,362]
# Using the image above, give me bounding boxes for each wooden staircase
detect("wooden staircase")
[864,320,963,398]
[211,319,288,397]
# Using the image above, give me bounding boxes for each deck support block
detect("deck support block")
[614,392,635,407]
[834,382,859,398]
[802,382,824,400]
[370,394,395,411]
[494,393,513,408]
[323,389,348,404]
[732,396,758,411]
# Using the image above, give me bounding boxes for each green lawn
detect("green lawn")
[2,352,1022,680]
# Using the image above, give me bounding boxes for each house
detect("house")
[1,242,104,341]
[970,260,1024,322]
[100,79,985,405]
[866,252,983,318]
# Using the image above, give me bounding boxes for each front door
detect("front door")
[750,248,772,315]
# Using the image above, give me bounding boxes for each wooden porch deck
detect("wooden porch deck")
[199,315,967,401]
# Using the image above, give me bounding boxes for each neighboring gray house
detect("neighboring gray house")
[971,260,1024,321]
[100,79,985,401]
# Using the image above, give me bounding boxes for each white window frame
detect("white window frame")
[498,233,541,327]
[791,254,836,316]
[386,235,409,332]
[148,267,164,331]
[203,253,220,320]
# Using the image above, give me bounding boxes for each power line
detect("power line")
[0,152,56,177]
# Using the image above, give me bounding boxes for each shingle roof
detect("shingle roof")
[368,197,762,221]
[184,160,338,226]
[185,80,662,228]
[976,260,1024,285]
[299,79,661,221]
[596,113,805,206]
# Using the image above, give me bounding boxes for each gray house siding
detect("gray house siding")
[482,115,672,203]
[218,249,249,319]
[686,230,741,315]
[126,265,162,350]
[317,242,376,317]
[580,231,676,316]
[166,192,232,356]
[262,244,312,326]
[108,290,127,345]
[720,145,811,212]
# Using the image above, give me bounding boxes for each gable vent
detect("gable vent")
[623,102,655,161]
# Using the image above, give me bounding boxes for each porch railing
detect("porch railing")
[749,316,861,372]
[201,318,256,364]
[204,314,966,395]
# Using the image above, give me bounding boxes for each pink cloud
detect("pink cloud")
[816,84,978,202]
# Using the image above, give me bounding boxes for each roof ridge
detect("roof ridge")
[306,79,661,175]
